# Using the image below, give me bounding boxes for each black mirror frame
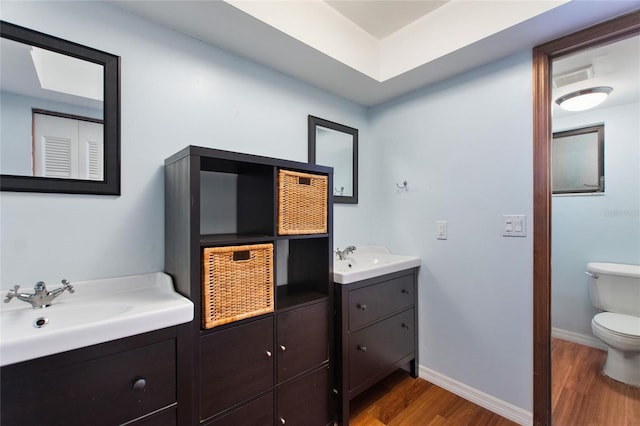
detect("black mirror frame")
[308,115,358,204]
[0,21,121,195]
[552,124,605,194]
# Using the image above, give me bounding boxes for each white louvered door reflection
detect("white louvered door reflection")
[33,112,103,180]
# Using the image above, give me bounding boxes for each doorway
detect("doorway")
[532,10,640,426]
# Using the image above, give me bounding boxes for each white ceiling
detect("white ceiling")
[325,0,449,39]
[98,1,640,106]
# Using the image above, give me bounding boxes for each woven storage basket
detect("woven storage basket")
[278,170,328,235]
[202,243,274,329]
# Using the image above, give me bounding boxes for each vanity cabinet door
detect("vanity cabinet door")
[277,365,332,426]
[200,316,274,420]
[0,339,176,426]
[204,393,274,426]
[277,300,329,383]
[349,309,415,392]
[348,274,414,330]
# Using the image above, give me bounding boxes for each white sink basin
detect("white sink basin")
[0,272,193,366]
[334,246,420,284]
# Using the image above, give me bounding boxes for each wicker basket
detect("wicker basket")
[278,170,328,235]
[202,243,274,329]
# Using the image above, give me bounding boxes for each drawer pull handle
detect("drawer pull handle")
[280,417,287,424]
[132,377,147,391]
[266,350,272,357]
[357,345,367,352]
[280,345,286,352]
[402,323,410,330]
[357,303,367,310]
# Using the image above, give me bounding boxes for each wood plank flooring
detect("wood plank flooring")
[348,339,640,425]
[349,370,517,425]
[551,338,640,426]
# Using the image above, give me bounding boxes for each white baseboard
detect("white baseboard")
[551,327,608,351]
[419,365,533,426]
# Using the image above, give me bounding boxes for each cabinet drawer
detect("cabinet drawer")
[205,393,273,426]
[349,309,414,391]
[277,300,329,382]
[277,366,332,426]
[1,339,176,426]
[200,317,274,420]
[348,274,414,330]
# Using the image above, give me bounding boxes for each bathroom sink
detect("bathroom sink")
[334,246,421,284]
[0,272,193,366]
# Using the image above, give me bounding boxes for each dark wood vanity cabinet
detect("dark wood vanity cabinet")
[165,146,334,426]
[335,268,419,425]
[0,327,179,426]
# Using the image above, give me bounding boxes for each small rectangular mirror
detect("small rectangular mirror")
[552,124,604,194]
[308,115,358,204]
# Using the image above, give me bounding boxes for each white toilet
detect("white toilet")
[587,262,640,386]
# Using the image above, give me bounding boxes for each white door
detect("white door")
[33,113,103,180]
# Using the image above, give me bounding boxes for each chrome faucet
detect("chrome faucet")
[4,279,74,308]
[336,246,356,260]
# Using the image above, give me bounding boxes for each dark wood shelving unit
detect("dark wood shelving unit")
[199,233,274,246]
[165,146,334,426]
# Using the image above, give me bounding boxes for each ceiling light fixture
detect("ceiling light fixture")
[555,86,612,112]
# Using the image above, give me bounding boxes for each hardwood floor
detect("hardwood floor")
[552,338,640,426]
[348,340,640,426]
[349,370,517,426]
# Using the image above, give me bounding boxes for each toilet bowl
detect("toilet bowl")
[587,262,640,386]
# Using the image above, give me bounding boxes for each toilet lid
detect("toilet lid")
[593,312,640,337]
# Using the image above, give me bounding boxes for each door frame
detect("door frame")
[532,10,640,426]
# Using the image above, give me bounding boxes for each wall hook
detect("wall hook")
[396,180,408,191]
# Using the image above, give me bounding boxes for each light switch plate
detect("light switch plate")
[503,215,526,237]
[437,221,447,240]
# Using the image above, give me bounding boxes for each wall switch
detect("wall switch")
[437,221,447,240]
[503,215,526,237]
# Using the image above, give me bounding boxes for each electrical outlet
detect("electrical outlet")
[437,221,447,240]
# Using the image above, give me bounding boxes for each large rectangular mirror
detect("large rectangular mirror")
[308,115,358,204]
[0,21,120,195]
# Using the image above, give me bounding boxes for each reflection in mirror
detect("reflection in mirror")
[308,115,358,204]
[0,21,120,195]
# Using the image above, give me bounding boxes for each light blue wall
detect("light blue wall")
[552,102,640,337]
[0,1,371,285]
[1,0,539,415]
[368,53,534,411]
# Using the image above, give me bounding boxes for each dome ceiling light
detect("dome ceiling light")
[555,86,613,112]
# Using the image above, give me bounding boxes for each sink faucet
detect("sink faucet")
[4,279,74,308]
[336,246,356,260]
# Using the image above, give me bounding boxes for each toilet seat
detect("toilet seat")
[592,313,640,353]
[593,312,640,338]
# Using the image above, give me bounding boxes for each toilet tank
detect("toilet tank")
[587,262,640,316]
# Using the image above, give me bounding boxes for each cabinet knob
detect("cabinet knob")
[280,417,286,424]
[357,303,367,310]
[401,289,409,294]
[402,323,410,330]
[279,345,286,352]
[132,377,147,391]
[357,345,367,353]
[266,350,272,357]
